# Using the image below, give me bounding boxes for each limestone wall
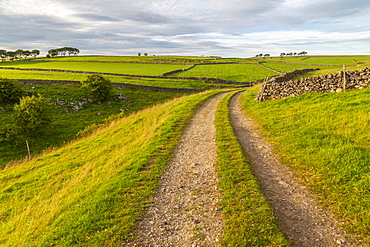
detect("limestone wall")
[255,67,370,102]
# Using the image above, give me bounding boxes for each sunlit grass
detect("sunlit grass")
[241,87,370,245]
[0,61,189,76]
[215,90,289,246]
[0,90,221,246]
[170,64,278,82]
[0,82,193,167]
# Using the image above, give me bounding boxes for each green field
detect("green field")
[0,68,233,89]
[1,55,370,246]
[255,55,370,76]
[44,55,220,64]
[0,61,189,76]
[170,63,279,82]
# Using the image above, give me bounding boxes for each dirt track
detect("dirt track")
[229,92,353,247]
[127,91,354,246]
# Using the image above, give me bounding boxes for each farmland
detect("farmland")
[1,55,370,246]
[169,63,279,82]
[0,61,190,76]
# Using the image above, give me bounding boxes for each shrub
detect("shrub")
[80,75,112,102]
[0,124,23,148]
[0,78,25,104]
[13,94,53,135]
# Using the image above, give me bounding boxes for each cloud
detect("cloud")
[0,0,370,56]
[72,13,120,22]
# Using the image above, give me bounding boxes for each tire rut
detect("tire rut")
[126,92,229,246]
[229,91,356,247]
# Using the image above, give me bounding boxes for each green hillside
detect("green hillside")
[1,55,370,245]
[0,90,221,246]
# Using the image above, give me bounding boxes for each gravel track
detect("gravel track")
[126,93,228,246]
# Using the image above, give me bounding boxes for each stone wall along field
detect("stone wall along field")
[256,67,370,102]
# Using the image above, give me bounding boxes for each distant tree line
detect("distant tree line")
[255,51,308,58]
[255,54,271,58]
[0,49,40,62]
[47,47,80,57]
[280,51,308,57]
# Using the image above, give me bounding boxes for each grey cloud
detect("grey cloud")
[1,0,370,57]
[72,13,120,22]
[120,11,170,24]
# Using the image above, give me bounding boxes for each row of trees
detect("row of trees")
[255,51,308,58]
[255,54,271,58]
[280,51,308,57]
[47,47,80,57]
[0,49,40,62]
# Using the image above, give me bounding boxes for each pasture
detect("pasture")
[0,61,190,76]
[169,63,279,82]
[1,54,370,245]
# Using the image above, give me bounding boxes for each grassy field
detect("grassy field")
[257,55,370,77]
[241,86,370,245]
[0,68,234,89]
[43,55,220,64]
[1,54,370,246]
[0,81,194,168]
[0,90,222,246]
[215,91,289,246]
[0,61,190,76]
[170,63,279,82]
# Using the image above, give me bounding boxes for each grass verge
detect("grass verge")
[241,86,370,245]
[215,90,289,246]
[0,90,221,246]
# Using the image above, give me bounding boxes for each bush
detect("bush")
[81,75,112,102]
[0,78,25,104]
[13,94,53,135]
[0,124,24,148]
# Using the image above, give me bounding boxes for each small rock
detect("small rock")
[336,239,345,245]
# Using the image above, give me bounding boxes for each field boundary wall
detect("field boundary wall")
[256,67,370,102]
[17,79,208,93]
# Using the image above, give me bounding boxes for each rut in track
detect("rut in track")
[126,92,228,246]
[229,91,355,247]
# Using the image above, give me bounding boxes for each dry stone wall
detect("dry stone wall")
[255,67,370,102]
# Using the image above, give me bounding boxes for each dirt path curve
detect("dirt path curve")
[229,91,354,247]
[127,92,228,246]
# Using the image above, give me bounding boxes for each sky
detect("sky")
[1,0,370,57]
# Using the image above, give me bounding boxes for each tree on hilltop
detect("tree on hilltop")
[31,49,40,58]
[48,47,80,57]
[0,50,6,62]
[6,51,16,61]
